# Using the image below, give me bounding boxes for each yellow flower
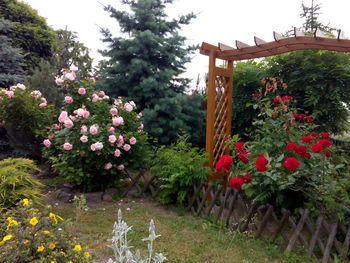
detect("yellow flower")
[49,212,64,224]
[48,242,56,250]
[73,244,82,252]
[6,217,19,231]
[29,217,39,226]
[67,261,73,263]
[50,261,56,263]
[23,240,30,245]
[22,198,29,206]
[43,230,50,234]
[84,251,90,258]
[0,241,4,246]
[37,245,45,252]
[2,235,13,242]
[60,251,67,257]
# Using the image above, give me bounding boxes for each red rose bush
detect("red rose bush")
[217,78,350,219]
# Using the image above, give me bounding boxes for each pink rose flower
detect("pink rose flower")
[16,83,26,90]
[64,119,74,128]
[92,93,99,102]
[77,108,85,116]
[138,123,144,130]
[48,135,54,140]
[5,90,15,98]
[78,87,86,95]
[104,163,113,170]
[81,125,88,134]
[109,135,117,143]
[39,103,47,108]
[129,137,137,145]
[63,142,73,150]
[70,64,78,72]
[114,149,121,157]
[65,72,75,81]
[55,77,64,86]
[89,125,99,135]
[99,91,105,97]
[82,110,90,118]
[64,96,74,104]
[30,90,42,99]
[129,101,136,107]
[123,144,131,151]
[69,115,76,121]
[80,135,88,143]
[112,116,124,126]
[43,139,51,147]
[117,135,124,145]
[90,144,96,151]
[108,127,115,133]
[117,164,125,171]
[110,107,118,115]
[53,124,61,130]
[124,102,133,112]
[58,111,68,123]
[90,142,103,151]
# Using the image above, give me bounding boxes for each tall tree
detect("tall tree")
[98,0,198,144]
[0,0,57,71]
[0,20,26,88]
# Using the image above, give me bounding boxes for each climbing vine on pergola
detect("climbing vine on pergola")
[201,28,350,186]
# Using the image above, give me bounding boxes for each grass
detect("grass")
[50,197,315,263]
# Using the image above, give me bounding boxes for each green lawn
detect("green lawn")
[50,197,314,263]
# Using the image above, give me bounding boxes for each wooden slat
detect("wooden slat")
[225,190,238,226]
[214,189,231,223]
[340,225,350,260]
[219,42,235,51]
[322,220,343,254]
[239,200,258,232]
[254,36,267,46]
[206,185,223,216]
[214,66,233,77]
[271,210,291,242]
[121,170,144,197]
[196,184,212,216]
[256,205,273,237]
[187,181,205,210]
[308,215,325,256]
[322,223,338,263]
[286,209,310,252]
[236,40,251,49]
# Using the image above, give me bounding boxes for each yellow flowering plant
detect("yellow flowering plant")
[0,199,93,263]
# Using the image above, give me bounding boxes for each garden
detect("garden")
[1,0,350,262]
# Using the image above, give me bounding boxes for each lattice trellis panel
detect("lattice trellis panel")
[205,53,233,182]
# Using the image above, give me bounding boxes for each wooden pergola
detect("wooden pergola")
[201,28,350,186]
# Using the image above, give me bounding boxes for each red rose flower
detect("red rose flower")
[283,157,299,170]
[324,150,331,157]
[303,152,311,159]
[301,136,313,143]
[224,137,230,141]
[235,142,245,150]
[318,139,332,148]
[229,177,244,189]
[281,96,293,102]
[215,155,233,172]
[286,142,297,151]
[252,93,259,97]
[242,172,252,183]
[295,145,307,156]
[305,116,313,123]
[255,154,268,171]
[321,132,330,138]
[237,154,249,164]
[272,98,280,104]
[311,143,323,153]
[311,132,318,137]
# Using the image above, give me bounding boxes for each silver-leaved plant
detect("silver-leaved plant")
[107,209,167,263]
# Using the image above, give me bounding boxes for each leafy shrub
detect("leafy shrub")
[43,67,147,191]
[0,158,43,209]
[0,84,55,158]
[106,209,166,263]
[222,78,350,220]
[0,199,93,263]
[151,135,211,204]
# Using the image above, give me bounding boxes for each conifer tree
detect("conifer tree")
[98,0,199,144]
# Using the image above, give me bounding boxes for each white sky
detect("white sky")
[22,0,350,88]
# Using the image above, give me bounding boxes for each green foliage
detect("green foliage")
[43,68,147,191]
[0,85,55,158]
[0,158,42,209]
[0,0,57,71]
[0,200,93,262]
[98,0,199,144]
[151,135,211,204]
[0,21,26,88]
[266,50,350,134]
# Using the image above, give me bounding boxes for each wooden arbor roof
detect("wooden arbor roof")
[201,28,350,184]
[201,28,350,61]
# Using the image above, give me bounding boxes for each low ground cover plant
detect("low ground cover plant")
[218,78,350,220]
[150,135,211,204]
[43,66,147,191]
[0,199,93,263]
[0,158,42,209]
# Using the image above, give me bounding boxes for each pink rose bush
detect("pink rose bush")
[43,68,147,190]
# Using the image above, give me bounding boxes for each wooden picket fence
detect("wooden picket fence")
[121,170,350,262]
